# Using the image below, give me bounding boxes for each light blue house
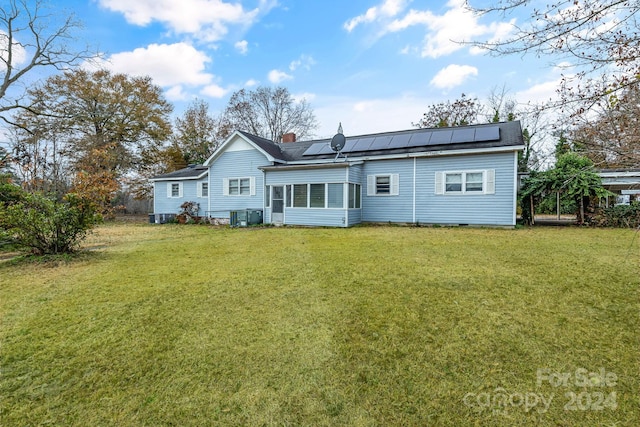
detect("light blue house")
[151,121,524,227]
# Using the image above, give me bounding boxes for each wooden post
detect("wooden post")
[530,194,535,225]
[557,191,560,220]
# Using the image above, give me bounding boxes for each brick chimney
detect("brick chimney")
[282,132,296,143]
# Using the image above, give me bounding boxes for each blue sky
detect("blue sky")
[46,0,565,138]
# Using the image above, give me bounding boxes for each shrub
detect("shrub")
[0,191,102,255]
[593,202,640,228]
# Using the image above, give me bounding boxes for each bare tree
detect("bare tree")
[223,86,318,142]
[485,85,517,123]
[570,84,640,168]
[465,0,640,115]
[413,93,483,128]
[0,0,94,125]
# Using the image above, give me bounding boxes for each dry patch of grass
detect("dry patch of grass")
[1,223,638,426]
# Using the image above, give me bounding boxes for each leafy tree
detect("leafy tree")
[22,69,172,172]
[414,93,482,128]
[0,190,100,255]
[0,0,94,125]
[519,152,611,225]
[69,144,120,217]
[0,146,10,172]
[0,173,23,207]
[10,69,172,202]
[223,86,318,142]
[168,99,228,169]
[466,0,640,115]
[550,153,611,224]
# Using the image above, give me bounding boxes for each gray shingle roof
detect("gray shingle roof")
[153,122,524,180]
[152,165,208,180]
[237,130,287,161]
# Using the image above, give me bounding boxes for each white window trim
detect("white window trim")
[435,169,495,195]
[348,183,362,209]
[223,176,256,196]
[285,183,356,210]
[366,174,399,196]
[197,181,208,198]
[167,182,183,198]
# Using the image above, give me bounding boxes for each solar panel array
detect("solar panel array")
[302,126,500,156]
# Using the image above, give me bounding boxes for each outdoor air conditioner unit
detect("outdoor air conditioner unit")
[230,210,247,227]
[230,210,263,227]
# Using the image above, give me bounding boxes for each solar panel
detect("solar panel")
[428,130,453,145]
[317,144,335,155]
[405,131,431,148]
[302,125,501,156]
[369,135,393,150]
[302,142,326,156]
[451,128,476,143]
[340,138,358,153]
[387,133,412,149]
[474,126,500,142]
[343,137,375,153]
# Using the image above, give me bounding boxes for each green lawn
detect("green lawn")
[1,223,638,426]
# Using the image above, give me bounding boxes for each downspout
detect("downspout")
[345,166,349,227]
[412,157,416,224]
[207,171,211,218]
[262,169,267,223]
[513,152,518,226]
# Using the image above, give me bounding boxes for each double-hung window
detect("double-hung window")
[167,182,182,198]
[309,184,325,208]
[348,183,361,208]
[197,182,208,198]
[327,183,344,208]
[367,174,399,196]
[293,184,307,207]
[435,170,495,195]
[224,177,255,196]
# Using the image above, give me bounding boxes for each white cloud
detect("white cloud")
[98,0,269,42]
[289,54,316,71]
[430,64,478,89]
[346,0,517,58]
[344,0,407,32]
[514,78,563,105]
[0,31,27,68]
[165,85,190,101]
[268,69,293,84]
[314,94,429,138]
[234,40,248,55]
[97,43,213,87]
[292,92,316,103]
[201,83,227,98]
[245,79,259,87]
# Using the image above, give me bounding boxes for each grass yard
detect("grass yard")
[0,223,638,426]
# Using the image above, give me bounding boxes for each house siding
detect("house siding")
[153,180,207,216]
[151,124,522,228]
[265,166,355,227]
[348,163,363,184]
[208,148,270,218]
[362,159,415,223]
[415,152,517,226]
[284,209,347,227]
[264,166,348,185]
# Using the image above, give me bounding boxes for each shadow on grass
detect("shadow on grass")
[0,249,106,269]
